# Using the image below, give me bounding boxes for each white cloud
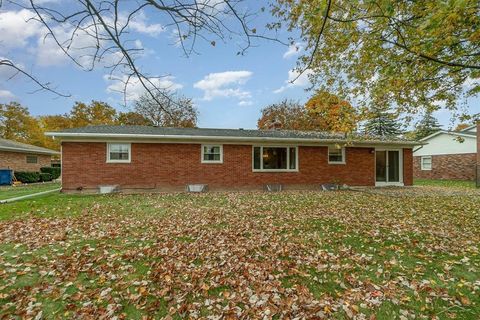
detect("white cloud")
[0,90,15,99]
[126,11,164,36]
[0,9,41,50]
[274,69,313,93]
[238,100,253,107]
[194,71,253,103]
[105,74,183,101]
[283,43,303,59]
[0,9,162,67]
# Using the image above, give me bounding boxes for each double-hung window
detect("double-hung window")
[421,156,432,170]
[107,143,131,163]
[253,146,297,171]
[202,145,223,163]
[328,146,345,164]
[26,155,38,164]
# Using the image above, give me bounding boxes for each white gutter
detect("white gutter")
[45,132,422,146]
[0,146,60,155]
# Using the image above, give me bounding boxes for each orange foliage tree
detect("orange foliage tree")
[257,99,315,130]
[304,91,358,133]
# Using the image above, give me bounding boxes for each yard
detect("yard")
[0,187,479,319]
[0,182,61,201]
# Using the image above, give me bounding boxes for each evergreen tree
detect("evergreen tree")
[414,111,442,139]
[363,106,401,136]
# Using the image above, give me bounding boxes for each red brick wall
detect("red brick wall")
[61,142,414,191]
[0,151,51,172]
[403,149,413,186]
[413,153,477,180]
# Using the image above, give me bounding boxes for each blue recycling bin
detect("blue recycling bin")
[0,169,13,185]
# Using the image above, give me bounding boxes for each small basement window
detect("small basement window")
[202,145,223,163]
[328,146,345,164]
[26,155,38,164]
[107,143,131,163]
[252,146,298,171]
[421,156,432,170]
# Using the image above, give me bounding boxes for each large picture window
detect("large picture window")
[252,146,298,171]
[201,145,223,163]
[107,143,131,163]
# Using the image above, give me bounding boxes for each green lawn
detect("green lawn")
[0,182,61,201]
[0,188,479,319]
[414,178,477,189]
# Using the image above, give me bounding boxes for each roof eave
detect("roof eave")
[45,132,422,147]
[0,146,59,155]
[420,130,477,141]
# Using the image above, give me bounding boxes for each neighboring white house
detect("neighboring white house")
[413,125,477,180]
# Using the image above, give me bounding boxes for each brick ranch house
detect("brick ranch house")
[46,125,422,192]
[0,138,59,172]
[413,123,479,181]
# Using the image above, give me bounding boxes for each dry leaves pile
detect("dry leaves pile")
[0,188,479,319]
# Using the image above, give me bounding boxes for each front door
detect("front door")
[375,150,403,186]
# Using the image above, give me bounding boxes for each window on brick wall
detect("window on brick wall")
[107,143,131,163]
[328,146,345,164]
[26,155,38,164]
[201,145,223,163]
[252,146,298,171]
[421,156,432,170]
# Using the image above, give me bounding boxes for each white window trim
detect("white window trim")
[328,146,346,164]
[252,146,299,172]
[420,156,432,171]
[106,143,131,163]
[201,144,223,164]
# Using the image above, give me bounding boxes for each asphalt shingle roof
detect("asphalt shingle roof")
[48,125,419,145]
[0,138,59,155]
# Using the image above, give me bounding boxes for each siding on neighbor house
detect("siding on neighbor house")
[0,151,51,172]
[61,142,414,191]
[413,153,477,181]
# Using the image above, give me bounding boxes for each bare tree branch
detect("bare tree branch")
[1,0,285,107]
[0,59,71,97]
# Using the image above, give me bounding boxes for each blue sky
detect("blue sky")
[0,1,478,130]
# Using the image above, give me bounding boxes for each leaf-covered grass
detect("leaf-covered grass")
[0,182,61,201]
[0,188,479,319]
[414,178,477,189]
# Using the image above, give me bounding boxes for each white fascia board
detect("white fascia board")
[460,124,477,132]
[0,146,59,155]
[45,132,422,147]
[420,131,476,141]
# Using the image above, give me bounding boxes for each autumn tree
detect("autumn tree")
[272,0,480,117]
[70,101,118,127]
[134,91,198,127]
[304,91,357,133]
[257,99,312,130]
[454,123,471,131]
[0,102,44,145]
[363,106,402,136]
[38,115,73,150]
[117,112,153,126]
[413,111,442,140]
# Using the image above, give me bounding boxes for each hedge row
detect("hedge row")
[14,172,41,183]
[40,167,61,179]
[15,167,60,183]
